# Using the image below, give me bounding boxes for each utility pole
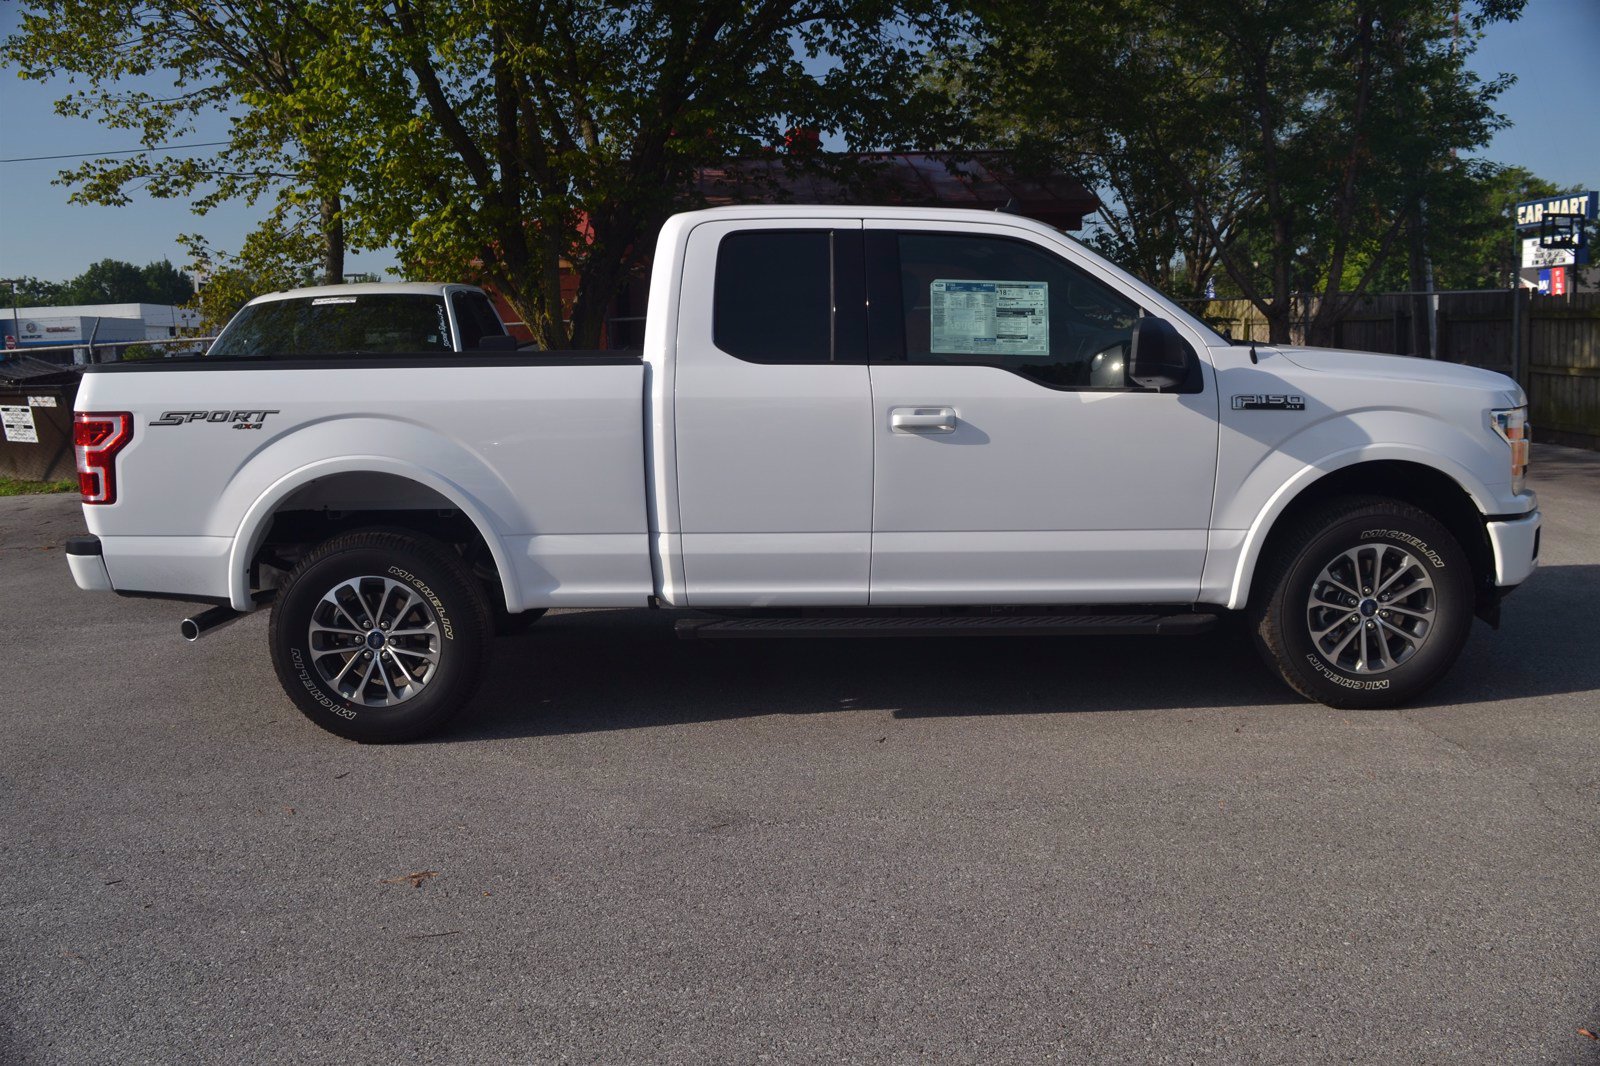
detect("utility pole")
[0,278,21,358]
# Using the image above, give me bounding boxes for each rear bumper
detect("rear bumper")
[65,532,233,601]
[1486,510,1541,588]
[65,534,114,592]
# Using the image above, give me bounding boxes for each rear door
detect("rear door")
[864,222,1220,605]
[672,218,872,605]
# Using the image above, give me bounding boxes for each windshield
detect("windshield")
[208,294,454,357]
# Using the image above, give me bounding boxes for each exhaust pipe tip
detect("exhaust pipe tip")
[179,590,276,642]
[180,603,241,642]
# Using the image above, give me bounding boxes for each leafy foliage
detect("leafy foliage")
[4,1,966,348]
[3,277,68,306]
[178,225,322,333]
[953,0,1527,342]
[2,0,356,284]
[3,260,195,307]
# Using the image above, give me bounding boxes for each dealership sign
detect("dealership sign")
[1515,191,1597,230]
[1517,190,1595,269]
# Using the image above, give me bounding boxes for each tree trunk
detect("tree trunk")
[320,194,345,286]
[1265,302,1293,345]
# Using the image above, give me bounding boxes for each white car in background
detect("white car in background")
[208,282,519,357]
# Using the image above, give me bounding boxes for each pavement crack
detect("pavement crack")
[1401,712,1600,839]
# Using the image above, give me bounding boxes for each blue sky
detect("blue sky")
[1,0,1596,286]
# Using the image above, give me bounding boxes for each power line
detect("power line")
[0,140,231,164]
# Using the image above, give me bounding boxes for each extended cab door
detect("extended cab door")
[864,222,1219,604]
[672,218,872,605]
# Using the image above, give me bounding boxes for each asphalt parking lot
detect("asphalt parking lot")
[3,444,1598,1064]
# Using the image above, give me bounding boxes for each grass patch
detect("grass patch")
[0,477,78,497]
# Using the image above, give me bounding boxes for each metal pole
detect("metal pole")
[1509,285,1521,384]
[0,278,20,358]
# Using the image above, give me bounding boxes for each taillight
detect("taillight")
[74,412,133,504]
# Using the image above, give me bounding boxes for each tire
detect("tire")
[1250,495,1475,709]
[269,529,492,742]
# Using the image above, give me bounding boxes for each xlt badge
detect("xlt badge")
[150,409,279,429]
[1232,394,1306,411]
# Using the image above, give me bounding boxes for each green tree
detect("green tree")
[3,0,355,284]
[956,0,1524,343]
[312,0,964,347]
[179,226,321,333]
[6,1,966,348]
[59,258,196,304]
[1355,162,1560,292]
[3,277,68,306]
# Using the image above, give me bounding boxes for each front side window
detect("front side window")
[875,233,1141,389]
[713,230,833,364]
[208,294,454,357]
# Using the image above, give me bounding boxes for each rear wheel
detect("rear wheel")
[269,529,491,742]
[1250,496,1475,708]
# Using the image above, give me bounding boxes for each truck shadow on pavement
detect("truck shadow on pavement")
[451,564,1596,742]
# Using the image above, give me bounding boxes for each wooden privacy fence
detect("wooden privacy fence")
[1191,291,1600,450]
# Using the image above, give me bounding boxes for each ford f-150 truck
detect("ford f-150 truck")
[65,206,1541,742]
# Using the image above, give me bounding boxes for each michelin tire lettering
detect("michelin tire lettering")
[386,566,454,639]
[1360,529,1446,568]
[290,648,358,719]
[1305,653,1391,690]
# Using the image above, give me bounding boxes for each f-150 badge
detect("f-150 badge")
[1231,395,1305,411]
[150,409,279,429]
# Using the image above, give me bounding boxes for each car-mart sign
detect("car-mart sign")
[1515,191,1597,230]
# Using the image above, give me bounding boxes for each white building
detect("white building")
[3,303,202,362]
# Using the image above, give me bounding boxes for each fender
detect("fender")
[1220,440,1501,610]
[218,419,525,613]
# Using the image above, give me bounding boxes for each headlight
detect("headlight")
[1489,406,1530,494]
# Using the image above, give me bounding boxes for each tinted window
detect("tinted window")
[881,233,1141,389]
[714,231,832,364]
[451,291,506,349]
[209,294,454,357]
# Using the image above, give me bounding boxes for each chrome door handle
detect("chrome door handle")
[890,406,957,434]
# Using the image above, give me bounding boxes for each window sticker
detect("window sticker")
[929,279,1048,355]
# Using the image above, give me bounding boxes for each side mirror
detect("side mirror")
[475,334,521,351]
[1128,317,1196,391]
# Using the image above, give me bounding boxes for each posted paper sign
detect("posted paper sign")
[930,279,1048,355]
[28,395,57,408]
[1,405,39,443]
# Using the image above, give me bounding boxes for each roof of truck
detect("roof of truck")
[245,282,483,305]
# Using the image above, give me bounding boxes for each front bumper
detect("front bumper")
[65,534,114,592]
[1486,510,1541,588]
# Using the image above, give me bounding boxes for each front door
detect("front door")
[865,222,1220,605]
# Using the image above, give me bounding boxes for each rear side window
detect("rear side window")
[713,231,832,364]
[451,291,506,349]
[208,294,453,357]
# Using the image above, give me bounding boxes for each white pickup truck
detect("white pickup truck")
[66,206,1540,742]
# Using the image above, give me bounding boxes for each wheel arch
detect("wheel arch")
[226,458,520,614]
[1229,455,1495,612]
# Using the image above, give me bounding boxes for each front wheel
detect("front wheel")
[1250,496,1475,709]
[269,529,492,742]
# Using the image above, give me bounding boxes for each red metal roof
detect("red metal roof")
[692,151,1099,231]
